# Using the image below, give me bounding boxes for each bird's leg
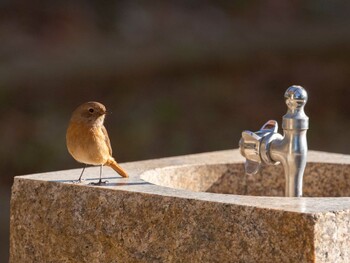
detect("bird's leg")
[72,164,87,183]
[90,164,108,185]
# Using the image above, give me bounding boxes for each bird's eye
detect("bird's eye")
[88,108,94,113]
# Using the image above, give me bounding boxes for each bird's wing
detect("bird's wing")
[101,125,113,156]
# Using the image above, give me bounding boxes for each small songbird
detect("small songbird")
[66,101,128,185]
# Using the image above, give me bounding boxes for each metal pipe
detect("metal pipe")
[239,85,309,197]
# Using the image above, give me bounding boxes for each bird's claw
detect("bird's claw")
[89,180,109,186]
[72,179,85,184]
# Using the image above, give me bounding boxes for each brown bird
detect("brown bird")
[66,101,128,185]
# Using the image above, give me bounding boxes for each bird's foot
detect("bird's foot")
[72,179,85,184]
[89,180,109,186]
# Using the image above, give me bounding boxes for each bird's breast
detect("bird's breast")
[66,122,110,165]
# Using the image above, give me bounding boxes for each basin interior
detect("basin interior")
[141,162,350,197]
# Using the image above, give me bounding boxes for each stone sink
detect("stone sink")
[10,149,350,262]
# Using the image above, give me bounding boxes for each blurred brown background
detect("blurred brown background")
[1,1,350,261]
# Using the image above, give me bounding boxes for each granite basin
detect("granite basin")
[141,152,350,197]
[10,149,350,262]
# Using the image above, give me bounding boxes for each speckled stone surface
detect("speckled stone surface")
[10,149,350,262]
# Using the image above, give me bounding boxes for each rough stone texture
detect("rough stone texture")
[143,162,350,197]
[10,149,350,262]
[314,210,350,262]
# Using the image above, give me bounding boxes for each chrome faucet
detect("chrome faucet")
[239,86,309,197]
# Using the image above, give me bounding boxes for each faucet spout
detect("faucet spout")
[239,85,309,197]
[270,130,308,197]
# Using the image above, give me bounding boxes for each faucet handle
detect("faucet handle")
[240,131,260,160]
[239,131,262,175]
[260,120,278,133]
[244,159,261,175]
[239,120,279,175]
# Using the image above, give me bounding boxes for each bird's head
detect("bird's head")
[70,101,107,126]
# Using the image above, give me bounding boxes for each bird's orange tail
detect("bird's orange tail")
[106,158,128,178]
